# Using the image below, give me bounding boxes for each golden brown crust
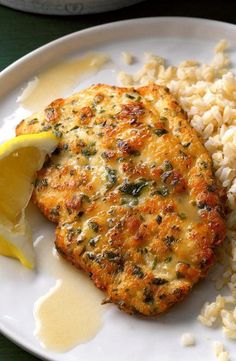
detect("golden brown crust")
[16,83,226,316]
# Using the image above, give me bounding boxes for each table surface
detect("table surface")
[0,0,236,359]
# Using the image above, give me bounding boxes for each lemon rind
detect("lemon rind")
[0,131,58,160]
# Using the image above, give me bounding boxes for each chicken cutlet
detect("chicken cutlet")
[16,83,226,316]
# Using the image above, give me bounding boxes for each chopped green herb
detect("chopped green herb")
[154,128,168,136]
[199,258,208,269]
[151,187,169,197]
[28,118,38,125]
[207,184,216,192]
[156,215,162,224]
[143,288,154,304]
[106,167,117,188]
[89,237,99,247]
[82,143,97,158]
[70,125,79,131]
[89,221,99,233]
[77,211,84,218]
[152,278,168,285]
[67,228,82,242]
[160,116,168,122]
[42,125,52,131]
[81,193,91,203]
[125,93,136,99]
[119,179,148,197]
[152,257,158,270]
[200,161,208,170]
[197,201,211,211]
[50,206,60,217]
[179,150,188,159]
[54,123,62,129]
[35,178,48,187]
[138,247,148,255]
[162,160,173,171]
[161,171,172,183]
[182,142,191,148]
[177,212,186,220]
[87,252,96,261]
[104,251,118,261]
[62,143,69,151]
[132,265,144,278]
[144,293,154,304]
[164,235,176,246]
[129,198,139,207]
[53,130,63,138]
[77,237,84,245]
[130,149,141,156]
[53,147,61,155]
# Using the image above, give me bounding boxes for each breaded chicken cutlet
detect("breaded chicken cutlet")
[16,83,226,316]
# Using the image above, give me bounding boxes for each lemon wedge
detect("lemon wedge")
[0,132,58,269]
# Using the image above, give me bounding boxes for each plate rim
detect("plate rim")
[0,15,236,361]
[1,16,236,98]
[1,16,236,81]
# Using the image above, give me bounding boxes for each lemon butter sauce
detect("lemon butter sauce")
[18,53,109,113]
[33,236,104,352]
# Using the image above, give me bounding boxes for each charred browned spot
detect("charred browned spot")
[117,140,139,156]
[94,93,104,104]
[171,100,181,111]
[161,170,187,193]
[163,86,170,94]
[101,150,116,160]
[108,221,124,246]
[45,98,64,123]
[218,187,228,211]
[175,262,200,282]
[85,183,95,193]
[106,192,120,204]
[16,119,26,134]
[122,162,150,179]
[140,198,160,215]
[126,215,142,234]
[119,102,145,121]
[164,203,176,213]
[65,195,82,211]
[149,238,169,259]
[49,98,65,109]
[85,202,96,214]
[151,167,163,180]
[207,210,226,247]
[80,106,94,123]
[100,251,125,274]
[198,246,215,275]
[134,223,151,245]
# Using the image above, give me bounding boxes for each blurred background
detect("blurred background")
[0,0,235,359]
[1,0,236,72]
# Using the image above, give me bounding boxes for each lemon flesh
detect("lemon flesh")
[0,223,32,269]
[0,132,58,269]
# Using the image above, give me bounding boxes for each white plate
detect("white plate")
[1,17,236,361]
